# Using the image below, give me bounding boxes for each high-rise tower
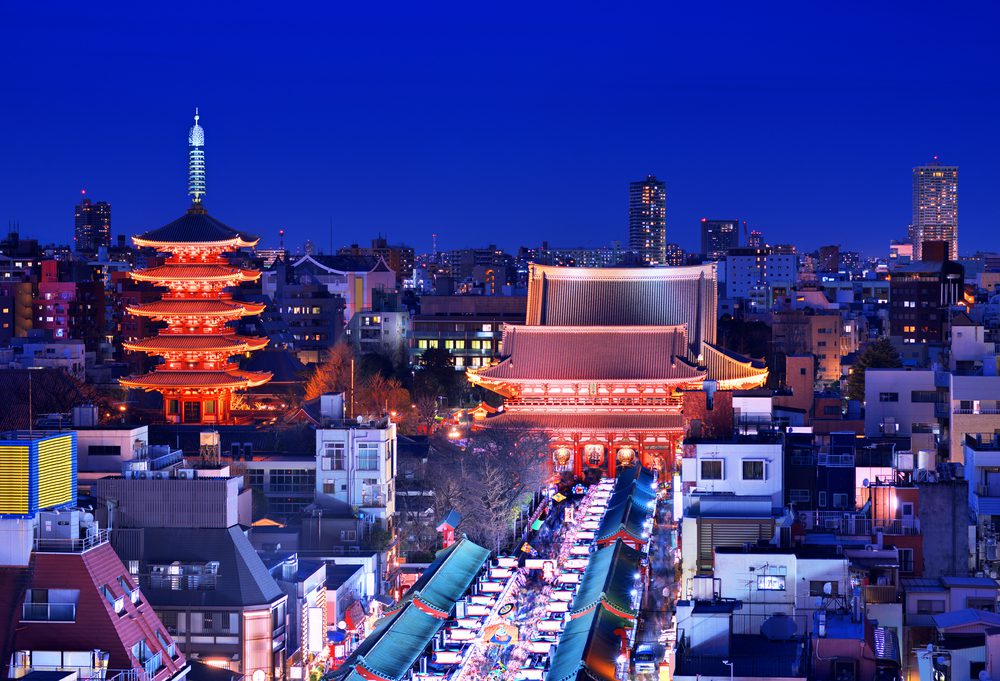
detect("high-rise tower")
[120,111,271,424]
[74,190,112,253]
[911,157,958,260]
[628,175,666,265]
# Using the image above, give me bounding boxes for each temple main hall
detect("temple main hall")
[467,263,768,477]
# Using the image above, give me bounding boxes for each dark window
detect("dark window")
[701,460,723,480]
[911,390,938,403]
[89,445,122,456]
[742,460,765,480]
[916,599,945,614]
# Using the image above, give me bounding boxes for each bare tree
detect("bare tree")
[427,420,550,553]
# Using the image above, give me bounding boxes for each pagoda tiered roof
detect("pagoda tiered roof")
[132,204,259,248]
[469,324,705,384]
[126,299,266,317]
[123,335,269,354]
[120,368,272,390]
[130,263,260,283]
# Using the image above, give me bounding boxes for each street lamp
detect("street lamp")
[722,659,734,681]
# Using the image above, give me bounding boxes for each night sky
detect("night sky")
[2,2,998,256]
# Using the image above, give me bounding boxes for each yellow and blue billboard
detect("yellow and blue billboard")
[0,432,76,519]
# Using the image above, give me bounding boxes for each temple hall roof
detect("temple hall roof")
[472,325,705,383]
[134,204,258,246]
[479,411,685,432]
[525,263,718,348]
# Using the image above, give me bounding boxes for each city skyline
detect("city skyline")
[2,3,999,256]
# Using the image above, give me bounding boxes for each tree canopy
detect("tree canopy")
[846,337,902,402]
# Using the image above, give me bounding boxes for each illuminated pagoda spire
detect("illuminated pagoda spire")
[188,108,206,203]
[120,111,271,424]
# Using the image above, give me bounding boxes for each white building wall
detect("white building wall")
[315,422,397,525]
[863,369,937,437]
[691,442,784,507]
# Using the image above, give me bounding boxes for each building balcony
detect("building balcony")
[955,408,1000,415]
[34,528,109,553]
[21,602,76,622]
[862,584,900,604]
[802,511,920,536]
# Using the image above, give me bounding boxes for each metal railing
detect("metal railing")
[34,529,109,553]
[801,511,920,536]
[955,408,1000,415]
[978,485,1000,499]
[21,602,76,621]
[11,666,164,681]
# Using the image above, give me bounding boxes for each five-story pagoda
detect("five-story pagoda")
[120,111,271,423]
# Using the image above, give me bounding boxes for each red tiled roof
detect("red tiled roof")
[480,411,685,431]
[15,544,185,678]
[127,299,266,317]
[123,335,269,353]
[120,368,272,390]
[131,264,260,282]
[473,325,704,382]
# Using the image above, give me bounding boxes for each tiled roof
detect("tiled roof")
[242,348,306,383]
[292,254,380,274]
[687,341,769,388]
[479,411,685,432]
[931,608,1000,630]
[333,537,490,681]
[474,325,704,382]
[134,205,258,246]
[16,544,187,677]
[546,604,631,681]
[525,263,718,349]
[127,299,266,316]
[120,368,272,390]
[123,335,268,353]
[570,539,643,618]
[596,496,650,545]
[131,264,259,282]
[138,526,283,607]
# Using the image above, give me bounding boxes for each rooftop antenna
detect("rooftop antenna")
[432,232,438,258]
[188,108,206,204]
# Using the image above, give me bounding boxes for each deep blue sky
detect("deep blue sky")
[2,2,998,256]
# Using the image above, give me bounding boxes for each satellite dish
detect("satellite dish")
[823,582,833,595]
[862,478,870,488]
[760,612,798,641]
[253,671,265,681]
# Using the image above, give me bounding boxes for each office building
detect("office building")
[911,158,958,261]
[700,219,739,260]
[888,260,964,345]
[628,174,666,264]
[74,194,112,254]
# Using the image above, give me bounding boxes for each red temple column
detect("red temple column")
[573,440,583,479]
[607,441,616,479]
